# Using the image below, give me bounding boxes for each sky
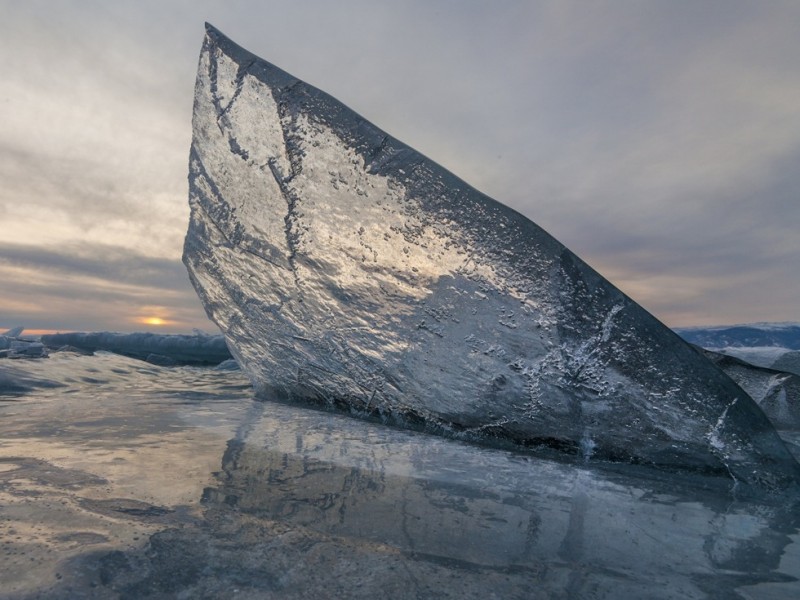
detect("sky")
[1,0,798,334]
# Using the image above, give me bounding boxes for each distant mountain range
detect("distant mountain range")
[675,323,800,350]
[675,323,800,378]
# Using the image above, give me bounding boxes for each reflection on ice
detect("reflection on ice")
[197,401,800,598]
[2,354,799,598]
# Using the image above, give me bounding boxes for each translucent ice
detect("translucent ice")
[0,327,48,359]
[183,24,800,489]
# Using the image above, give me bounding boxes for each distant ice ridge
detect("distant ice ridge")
[182,24,800,490]
[40,332,233,366]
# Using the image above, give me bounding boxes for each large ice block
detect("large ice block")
[183,24,800,489]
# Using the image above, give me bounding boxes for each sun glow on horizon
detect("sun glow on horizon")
[133,307,178,328]
[141,317,167,326]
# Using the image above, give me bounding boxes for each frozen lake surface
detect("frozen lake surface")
[1,352,799,599]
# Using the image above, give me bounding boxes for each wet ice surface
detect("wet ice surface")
[1,354,799,599]
[0,353,253,598]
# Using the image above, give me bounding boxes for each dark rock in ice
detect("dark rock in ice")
[41,332,233,366]
[183,24,800,489]
[698,347,800,431]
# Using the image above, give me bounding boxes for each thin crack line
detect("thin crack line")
[267,158,302,288]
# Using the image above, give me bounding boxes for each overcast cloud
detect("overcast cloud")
[1,0,798,332]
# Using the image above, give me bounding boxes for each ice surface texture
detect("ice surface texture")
[183,24,800,489]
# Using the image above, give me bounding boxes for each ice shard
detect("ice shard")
[697,347,800,431]
[183,24,800,489]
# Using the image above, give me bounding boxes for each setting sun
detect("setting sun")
[133,306,178,329]
[142,317,166,326]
